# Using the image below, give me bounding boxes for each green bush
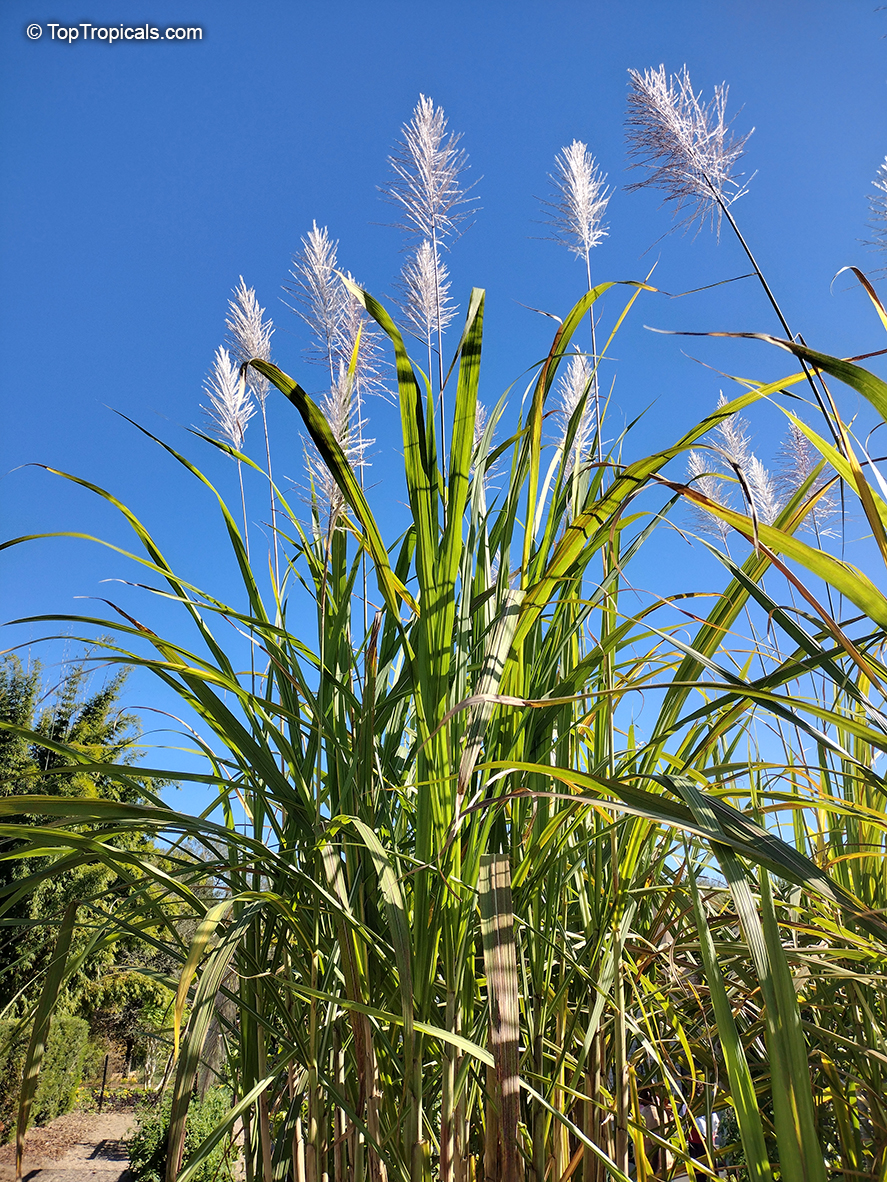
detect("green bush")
[127,1086,238,1182]
[0,1015,89,1142]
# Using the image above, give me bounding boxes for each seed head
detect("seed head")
[687,396,779,539]
[776,420,837,536]
[866,156,887,259]
[286,222,348,377]
[397,239,457,344]
[554,352,595,474]
[626,65,752,233]
[226,277,274,402]
[712,393,751,470]
[305,362,374,535]
[687,449,730,540]
[541,141,610,261]
[382,94,476,245]
[202,346,255,451]
[744,455,779,526]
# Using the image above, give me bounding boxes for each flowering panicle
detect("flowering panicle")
[554,352,595,474]
[687,396,779,539]
[626,64,752,233]
[776,421,837,536]
[305,363,374,536]
[541,141,610,265]
[286,222,348,380]
[866,156,887,260]
[202,346,255,451]
[287,225,384,528]
[712,393,751,470]
[687,449,730,540]
[338,274,389,402]
[744,455,779,526]
[397,239,458,345]
[383,94,475,245]
[287,225,386,398]
[226,277,274,402]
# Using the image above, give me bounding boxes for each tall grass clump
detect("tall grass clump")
[4,71,887,1182]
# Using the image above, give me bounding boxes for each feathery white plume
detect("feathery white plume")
[383,94,475,244]
[554,352,595,474]
[776,421,837,536]
[202,346,255,450]
[711,396,777,523]
[712,393,751,470]
[287,226,387,398]
[226,277,274,402]
[687,449,730,540]
[338,273,389,401]
[286,222,348,378]
[745,455,779,525]
[305,363,374,535]
[626,65,752,233]
[397,239,458,343]
[687,396,780,539]
[542,141,610,262]
[867,156,887,258]
[474,400,488,453]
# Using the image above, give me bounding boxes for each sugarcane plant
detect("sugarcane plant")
[4,75,887,1182]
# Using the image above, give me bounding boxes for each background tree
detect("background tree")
[0,655,174,1073]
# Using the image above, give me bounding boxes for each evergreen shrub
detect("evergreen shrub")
[0,1015,89,1141]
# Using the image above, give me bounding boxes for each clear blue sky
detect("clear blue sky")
[2,0,886,787]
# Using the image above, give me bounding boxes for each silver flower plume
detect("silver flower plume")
[542,140,610,263]
[867,156,887,260]
[226,277,274,402]
[202,346,255,451]
[397,239,458,344]
[286,222,347,380]
[383,94,476,244]
[305,362,374,536]
[554,352,596,474]
[626,64,752,233]
[686,396,778,539]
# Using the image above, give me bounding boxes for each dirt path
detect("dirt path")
[0,1112,135,1181]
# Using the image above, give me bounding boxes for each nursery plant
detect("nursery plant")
[4,69,887,1182]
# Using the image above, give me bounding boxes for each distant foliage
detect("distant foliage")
[0,1016,88,1142]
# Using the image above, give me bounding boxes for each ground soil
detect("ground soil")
[0,1110,135,1181]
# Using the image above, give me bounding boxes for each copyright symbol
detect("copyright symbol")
[26,23,42,39]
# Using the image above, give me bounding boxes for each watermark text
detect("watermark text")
[26,23,203,42]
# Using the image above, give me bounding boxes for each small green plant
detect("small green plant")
[127,1086,238,1182]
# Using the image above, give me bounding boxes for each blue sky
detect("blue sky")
[2,0,886,792]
